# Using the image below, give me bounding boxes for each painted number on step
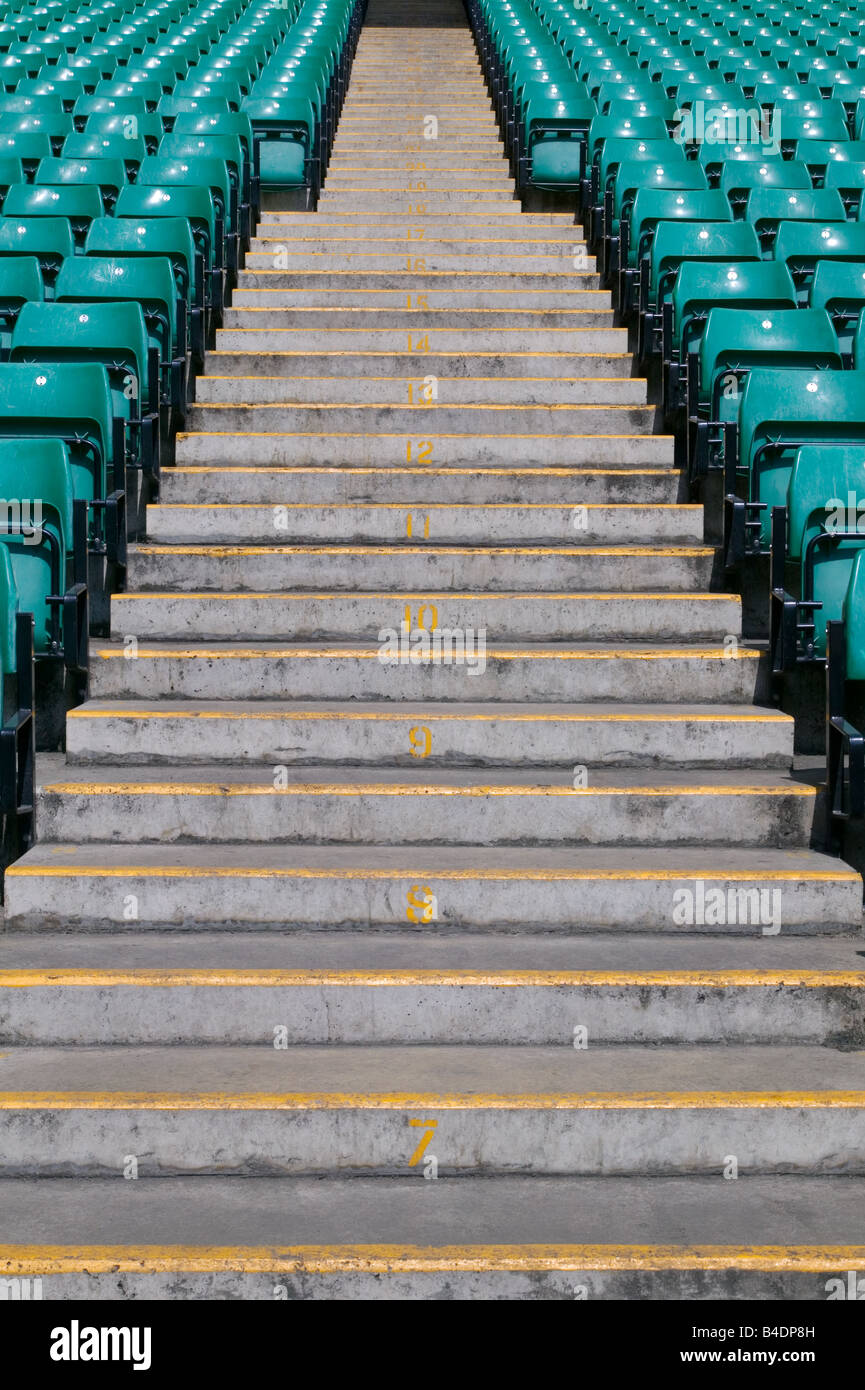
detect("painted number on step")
[406,439,434,463]
[409,726,431,759]
[404,604,438,630]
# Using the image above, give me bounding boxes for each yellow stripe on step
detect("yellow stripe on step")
[1,969,862,988]
[0,1091,861,1110]
[93,645,760,659]
[5,866,852,881]
[0,1244,862,1274]
[38,782,816,798]
[66,707,782,722]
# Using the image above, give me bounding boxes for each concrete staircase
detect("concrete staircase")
[2,0,865,1300]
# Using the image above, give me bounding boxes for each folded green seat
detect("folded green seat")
[55,255,189,434]
[85,214,204,370]
[664,260,798,422]
[689,307,842,497]
[0,216,74,294]
[0,436,86,678]
[9,299,160,480]
[2,184,104,249]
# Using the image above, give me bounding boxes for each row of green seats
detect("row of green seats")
[243,0,366,205]
[467,0,865,201]
[0,0,366,204]
[0,0,337,808]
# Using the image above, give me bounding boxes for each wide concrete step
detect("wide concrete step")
[260,210,572,225]
[254,238,586,260]
[231,287,605,308]
[327,155,509,168]
[124,543,713,592]
[66,699,786,767]
[112,591,732,644]
[215,329,619,354]
[192,375,646,406]
[321,174,516,190]
[186,403,655,438]
[328,143,513,155]
[316,198,524,216]
[174,432,673,467]
[253,230,582,250]
[88,640,762,704]
[245,251,591,271]
[160,466,683,506]
[33,764,812,847]
[202,350,630,381]
[233,271,600,292]
[6,843,858,934]
[251,222,584,239]
[1,1044,862,1175]
[222,307,608,330]
[326,133,502,147]
[2,934,863,1046]
[143,501,700,545]
[1,1173,862,1298]
[328,132,508,143]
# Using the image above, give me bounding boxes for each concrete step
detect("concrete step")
[142,501,700,545]
[160,466,683,506]
[65,699,786,768]
[328,138,511,149]
[231,289,605,309]
[254,216,575,233]
[202,350,630,380]
[251,225,585,243]
[110,591,739,644]
[327,157,510,170]
[6,843,858,934]
[215,328,621,353]
[0,1173,862,1298]
[89,639,762,704]
[232,271,600,291]
[318,194,522,209]
[249,241,589,259]
[315,199,528,216]
[327,133,502,146]
[123,543,713,592]
[192,375,647,406]
[174,432,673,467]
[110,591,732,643]
[33,765,811,847]
[321,174,516,190]
[185,403,655,438]
[258,211,573,225]
[244,251,593,271]
[221,307,610,330]
[1,1044,862,1175]
[2,934,863,1046]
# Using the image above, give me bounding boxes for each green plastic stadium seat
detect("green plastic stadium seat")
[9,300,159,477]
[84,214,203,369]
[0,437,86,667]
[114,183,223,326]
[55,254,187,427]
[666,260,798,419]
[744,187,847,254]
[0,217,75,292]
[773,220,865,302]
[3,183,103,248]
[0,254,42,355]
